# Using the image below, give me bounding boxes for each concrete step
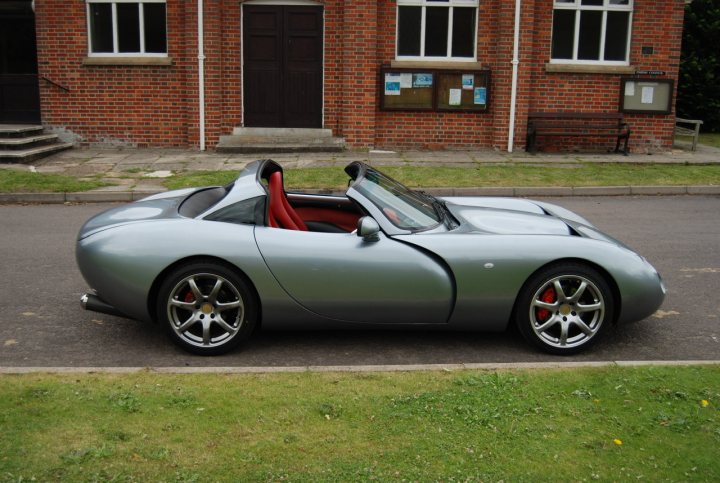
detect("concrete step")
[0,133,59,148]
[0,142,73,162]
[217,128,345,153]
[231,127,334,138]
[0,124,44,138]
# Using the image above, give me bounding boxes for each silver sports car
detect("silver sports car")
[77,160,665,356]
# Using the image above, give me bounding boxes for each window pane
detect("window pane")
[581,0,603,5]
[117,3,140,53]
[451,7,475,58]
[577,10,602,60]
[604,11,629,61]
[424,7,449,56]
[397,6,421,56]
[89,3,113,53]
[143,3,167,53]
[551,10,575,59]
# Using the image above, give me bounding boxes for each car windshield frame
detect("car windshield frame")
[349,164,442,232]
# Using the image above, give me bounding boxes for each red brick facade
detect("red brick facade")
[34,0,685,152]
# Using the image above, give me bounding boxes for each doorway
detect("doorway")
[243,5,323,128]
[0,0,40,124]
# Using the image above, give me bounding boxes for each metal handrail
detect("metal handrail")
[38,75,70,92]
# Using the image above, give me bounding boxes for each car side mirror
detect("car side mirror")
[357,216,380,242]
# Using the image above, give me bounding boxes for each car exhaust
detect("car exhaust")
[80,293,127,318]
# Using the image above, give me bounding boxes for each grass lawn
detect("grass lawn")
[163,163,720,191]
[0,170,108,193]
[698,133,720,149]
[1,366,718,481]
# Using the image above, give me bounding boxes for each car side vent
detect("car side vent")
[568,225,582,237]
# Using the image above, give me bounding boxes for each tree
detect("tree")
[677,0,720,132]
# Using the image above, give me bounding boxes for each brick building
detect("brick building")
[0,0,686,153]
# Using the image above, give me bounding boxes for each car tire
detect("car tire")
[515,263,614,355]
[157,261,257,356]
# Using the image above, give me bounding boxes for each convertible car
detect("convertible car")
[77,160,665,356]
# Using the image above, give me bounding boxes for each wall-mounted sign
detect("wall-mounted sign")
[634,70,666,76]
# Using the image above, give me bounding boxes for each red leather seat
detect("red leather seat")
[268,171,308,231]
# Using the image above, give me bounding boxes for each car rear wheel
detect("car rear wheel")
[515,263,613,355]
[157,261,257,356]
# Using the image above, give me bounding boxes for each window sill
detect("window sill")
[82,56,173,66]
[391,60,483,70]
[545,63,636,75]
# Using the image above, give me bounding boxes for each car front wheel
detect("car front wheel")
[157,261,257,356]
[515,263,614,355]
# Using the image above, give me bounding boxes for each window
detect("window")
[397,0,478,61]
[551,0,632,64]
[87,0,167,56]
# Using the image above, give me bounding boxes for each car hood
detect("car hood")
[77,188,198,239]
[444,198,572,236]
[442,197,629,247]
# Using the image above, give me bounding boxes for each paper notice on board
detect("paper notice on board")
[641,86,654,104]
[474,87,487,105]
[413,73,433,88]
[462,74,474,90]
[385,74,401,95]
[625,81,635,96]
[400,73,413,89]
[449,89,462,106]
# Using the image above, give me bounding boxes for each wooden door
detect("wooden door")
[243,5,323,128]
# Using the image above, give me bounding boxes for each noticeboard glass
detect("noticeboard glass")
[380,66,490,112]
[620,78,674,114]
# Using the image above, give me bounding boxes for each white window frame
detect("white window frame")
[550,0,633,65]
[396,0,479,62]
[86,0,168,57]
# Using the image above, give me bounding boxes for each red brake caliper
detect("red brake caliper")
[184,290,195,303]
[536,287,556,322]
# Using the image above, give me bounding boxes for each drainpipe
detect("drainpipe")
[507,0,522,153]
[198,0,206,151]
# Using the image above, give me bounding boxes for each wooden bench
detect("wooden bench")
[674,118,703,151]
[526,112,631,155]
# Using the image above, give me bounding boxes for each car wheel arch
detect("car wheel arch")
[147,255,262,329]
[510,257,621,326]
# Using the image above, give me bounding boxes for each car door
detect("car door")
[254,226,454,324]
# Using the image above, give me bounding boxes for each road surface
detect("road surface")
[1,196,718,367]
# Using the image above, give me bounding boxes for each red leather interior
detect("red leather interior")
[294,207,360,233]
[268,171,308,231]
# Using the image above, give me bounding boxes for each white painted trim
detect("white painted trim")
[243,0,321,5]
[85,0,168,56]
[198,0,206,151]
[395,0,479,61]
[551,0,633,63]
[508,0,521,154]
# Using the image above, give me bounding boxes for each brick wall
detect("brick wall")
[35,0,685,152]
[526,0,685,152]
[35,0,192,147]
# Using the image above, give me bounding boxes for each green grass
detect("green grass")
[0,170,109,193]
[163,163,720,191]
[698,133,720,149]
[1,366,718,481]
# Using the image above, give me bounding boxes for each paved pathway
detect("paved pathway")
[1,141,719,201]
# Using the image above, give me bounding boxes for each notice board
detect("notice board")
[380,66,490,112]
[620,78,674,114]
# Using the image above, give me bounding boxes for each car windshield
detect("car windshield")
[352,167,441,231]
